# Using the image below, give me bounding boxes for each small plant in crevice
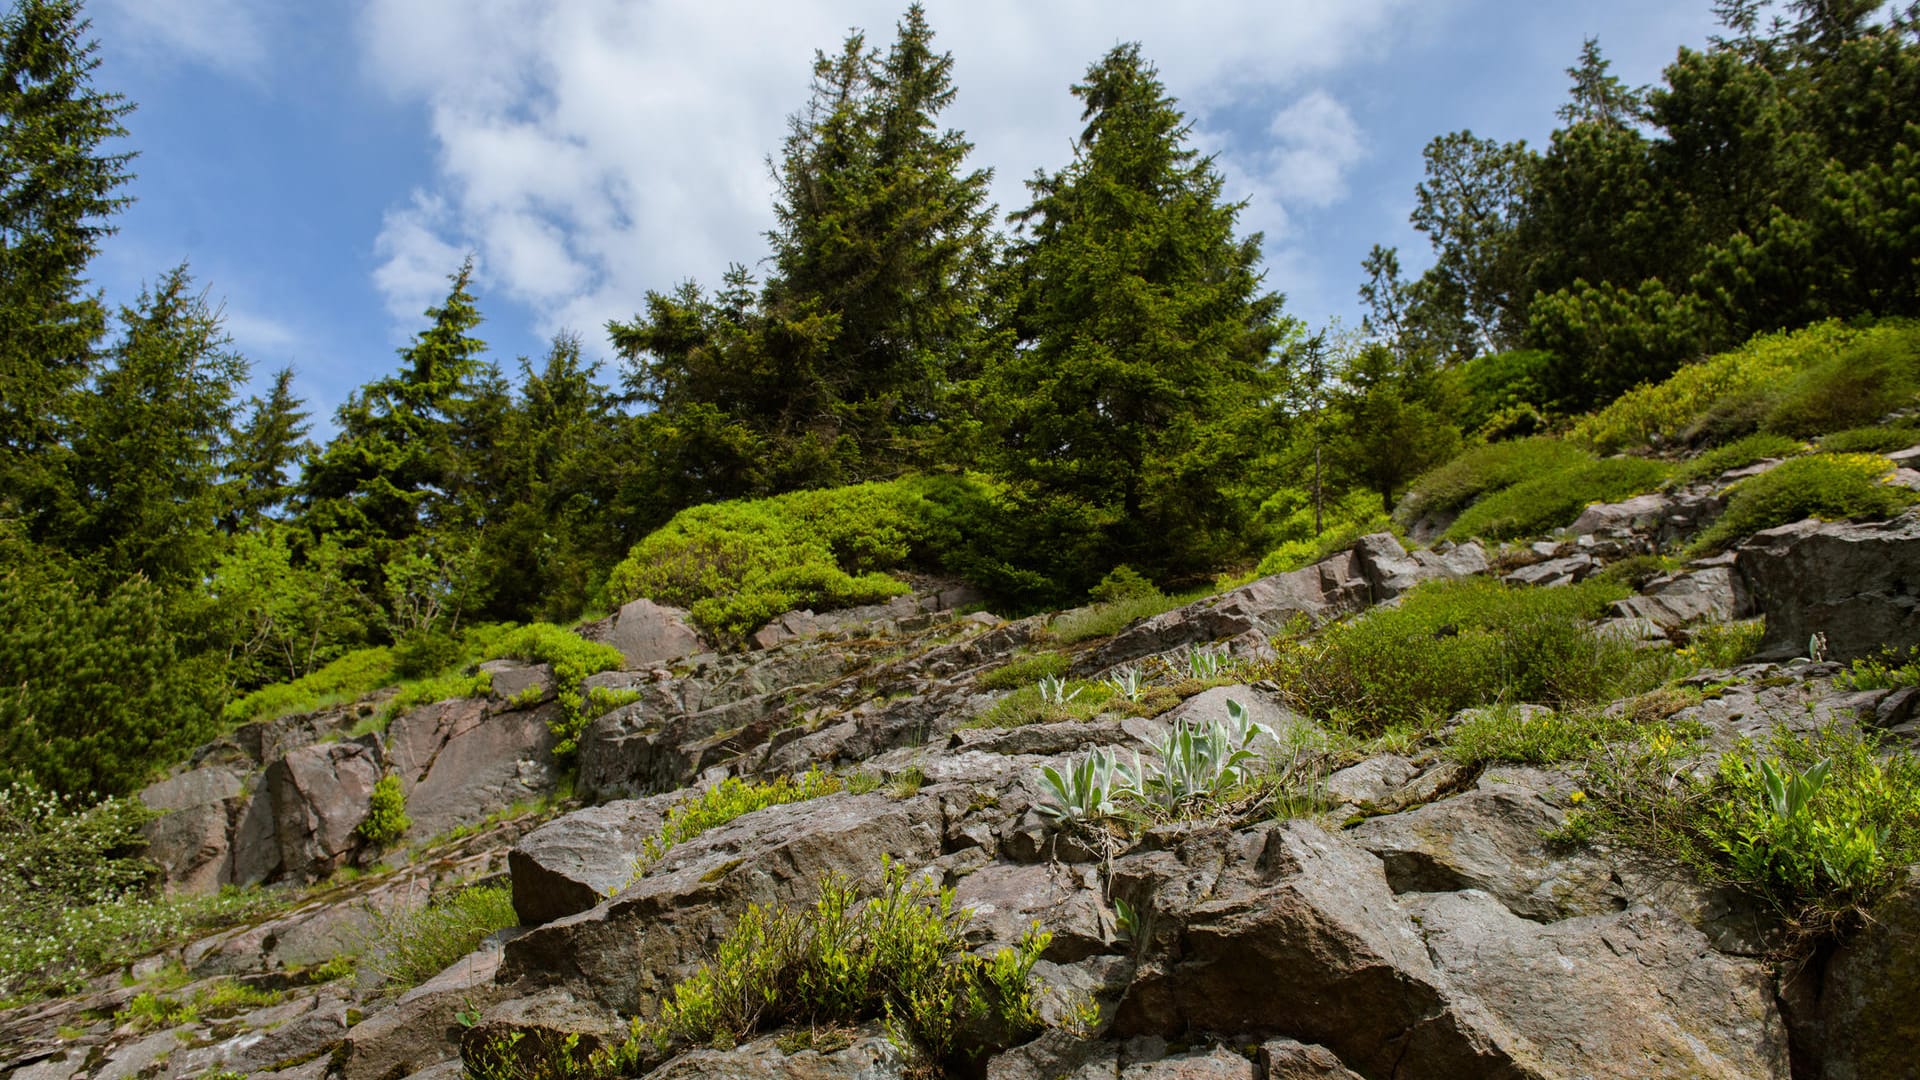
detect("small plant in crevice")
[356,774,411,847]
[622,771,844,888]
[1035,673,1081,706]
[361,883,519,993]
[1036,748,1140,827]
[1183,645,1232,681]
[1103,666,1146,702]
[646,861,1049,1069]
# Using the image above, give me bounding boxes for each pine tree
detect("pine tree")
[986,43,1288,578]
[225,367,311,530]
[68,265,246,588]
[0,0,134,532]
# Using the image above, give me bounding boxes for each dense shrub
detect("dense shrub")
[1568,321,1859,453]
[1263,577,1662,732]
[1443,456,1670,542]
[1818,423,1920,454]
[1397,437,1593,525]
[0,569,224,797]
[0,783,282,999]
[224,646,397,725]
[1762,329,1920,438]
[1688,453,1916,554]
[602,480,936,641]
[650,862,1047,1066]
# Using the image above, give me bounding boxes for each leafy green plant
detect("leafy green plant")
[363,883,519,992]
[1034,674,1081,706]
[978,652,1071,690]
[1688,452,1917,555]
[1104,666,1146,702]
[648,862,1048,1068]
[115,989,197,1032]
[1184,646,1231,681]
[356,774,411,846]
[1036,748,1141,826]
[1138,700,1272,810]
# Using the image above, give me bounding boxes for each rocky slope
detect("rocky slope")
[7,464,1920,1080]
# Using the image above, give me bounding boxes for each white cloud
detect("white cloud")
[356,0,1419,348]
[1263,91,1368,209]
[95,0,270,77]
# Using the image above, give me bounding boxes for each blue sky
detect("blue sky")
[82,0,1722,432]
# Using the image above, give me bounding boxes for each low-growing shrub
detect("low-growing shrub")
[484,624,627,755]
[649,861,1047,1067]
[1444,456,1670,542]
[1263,577,1665,733]
[1688,453,1917,555]
[639,770,842,869]
[1835,650,1920,691]
[1397,437,1594,524]
[1449,705,1635,767]
[224,647,397,726]
[1680,619,1766,670]
[978,652,1072,690]
[1819,424,1920,455]
[355,775,410,846]
[1761,329,1920,438]
[363,883,518,992]
[1667,432,1804,488]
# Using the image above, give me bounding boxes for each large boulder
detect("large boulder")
[608,598,706,668]
[498,792,945,1013]
[265,740,382,882]
[1351,533,1488,601]
[509,794,677,926]
[1611,566,1739,630]
[139,765,247,893]
[1736,514,1920,660]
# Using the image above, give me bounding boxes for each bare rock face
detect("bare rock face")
[1348,765,1619,922]
[1259,1039,1367,1079]
[338,943,514,1080]
[1351,532,1488,601]
[645,1029,912,1079]
[1812,866,1920,1079]
[609,598,706,668]
[1612,566,1740,630]
[266,740,381,882]
[1406,891,1790,1079]
[138,764,243,892]
[509,793,677,926]
[1736,513,1920,660]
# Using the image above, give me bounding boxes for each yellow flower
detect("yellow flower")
[1568,790,1586,805]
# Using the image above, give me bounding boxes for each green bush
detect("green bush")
[1668,432,1804,488]
[1835,649,1920,691]
[1398,437,1593,524]
[363,883,518,992]
[1444,456,1670,542]
[1456,349,1555,436]
[978,652,1072,690]
[355,775,410,846]
[484,623,626,755]
[1688,453,1917,554]
[1694,727,1920,929]
[1449,705,1636,768]
[1762,329,1920,438]
[1819,424,1920,454]
[1254,487,1394,576]
[603,480,946,641]
[0,568,224,797]
[1263,577,1664,733]
[650,862,1047,1067]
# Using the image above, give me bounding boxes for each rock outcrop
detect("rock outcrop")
[1736,512,1920,660]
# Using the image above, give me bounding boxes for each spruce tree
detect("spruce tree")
[986,43,1287,579]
